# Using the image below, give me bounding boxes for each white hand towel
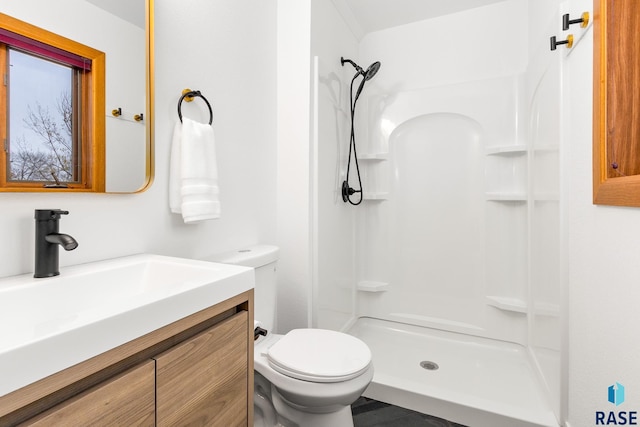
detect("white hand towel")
[169,117,221,223]
[169,122,183,214]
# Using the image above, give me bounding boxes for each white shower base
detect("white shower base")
[347,317,558,427]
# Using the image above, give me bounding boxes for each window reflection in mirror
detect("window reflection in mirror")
[0,15,105,191]
[9,49,78,184]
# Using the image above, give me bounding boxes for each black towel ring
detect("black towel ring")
[177,90,213,125]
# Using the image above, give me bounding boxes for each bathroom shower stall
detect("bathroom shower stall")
[307,1,566,426]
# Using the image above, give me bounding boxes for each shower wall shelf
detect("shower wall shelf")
[484,132,528,320]
[486,296,527,314]
[485,144,527,155]
[357,281,389,292]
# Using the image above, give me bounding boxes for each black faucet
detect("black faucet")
[34,209,79,278]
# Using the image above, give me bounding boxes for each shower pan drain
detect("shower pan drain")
[420,361,439,371]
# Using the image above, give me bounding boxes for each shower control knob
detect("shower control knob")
[342,181,356,202]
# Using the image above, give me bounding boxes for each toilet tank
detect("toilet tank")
[208,245,279,333]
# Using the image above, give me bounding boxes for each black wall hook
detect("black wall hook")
[563,12,589,30]
[177,90,213,125]
[550,34,574,51]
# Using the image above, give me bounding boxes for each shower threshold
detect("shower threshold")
[346,317,559,427]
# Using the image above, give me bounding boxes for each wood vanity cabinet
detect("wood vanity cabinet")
[0,290,254,427]
[19,361,156,426]
[155,311,248,426]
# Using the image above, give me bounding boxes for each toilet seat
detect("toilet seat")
[266,329,371,383]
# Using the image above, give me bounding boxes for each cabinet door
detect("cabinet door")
[155,311,248,427]
[21,360,155,426]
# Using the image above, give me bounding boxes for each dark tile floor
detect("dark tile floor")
[352,397,468,427]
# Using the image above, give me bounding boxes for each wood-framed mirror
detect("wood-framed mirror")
[593,0,640,206]
[0,0,154,193]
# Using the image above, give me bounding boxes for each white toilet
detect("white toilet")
[209,245,373,427]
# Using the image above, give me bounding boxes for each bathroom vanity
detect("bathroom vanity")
[0,291,253,426]
[0,255,255,426]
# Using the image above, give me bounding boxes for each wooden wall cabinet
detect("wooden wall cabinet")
[0,291,254,427]
[593,0,640,206]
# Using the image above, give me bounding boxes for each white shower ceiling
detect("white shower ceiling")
[338,0,509,36]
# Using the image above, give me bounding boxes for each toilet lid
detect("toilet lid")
[266,329,371,383]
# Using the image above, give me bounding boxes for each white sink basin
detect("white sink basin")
[0,254,254,397]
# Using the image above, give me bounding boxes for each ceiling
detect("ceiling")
[85,0,145,29]
[335,0,509,37]
[85,0,507,37]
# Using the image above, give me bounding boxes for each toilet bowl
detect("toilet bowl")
[207,245,373,427]
[254,332,373,427]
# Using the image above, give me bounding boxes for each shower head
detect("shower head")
[364,61,381,81]
[341,57,381,81]
[341,57,382,102]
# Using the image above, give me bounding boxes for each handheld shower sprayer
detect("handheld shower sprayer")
[341,58,381,82]
[340,57,381,205]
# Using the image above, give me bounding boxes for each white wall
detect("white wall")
[0,1,277,281]
[276,0,312,333]
[565,0,640,425]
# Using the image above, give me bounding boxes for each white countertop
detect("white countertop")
[0,254,254,397]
